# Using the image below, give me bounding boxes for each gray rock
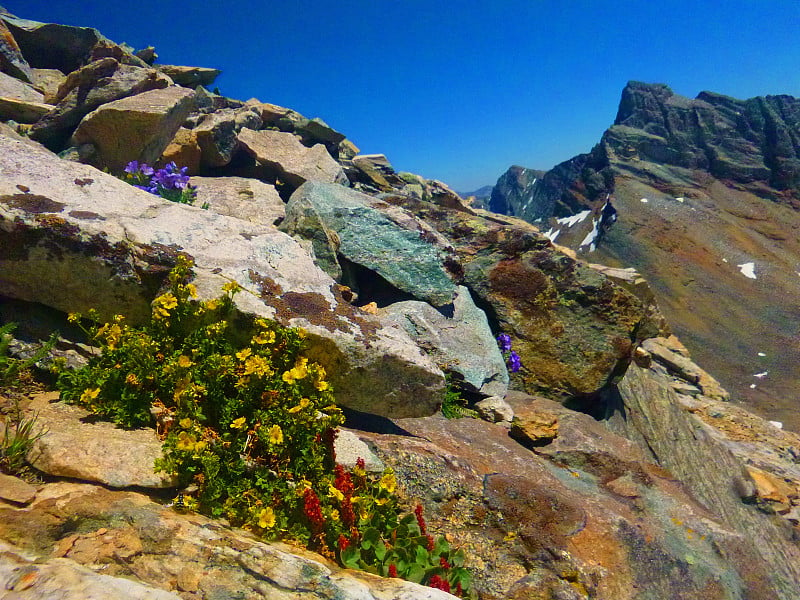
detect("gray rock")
[29,59,172,149]
[283,181,458,307]
[237,128,347,190]
[0,19,32,82]
[25,393,175,488]
[72,86,195,172]
[474,396,514,423]
[193,106,262,168]
[30,68,64,104]
[0,70,43,102]
[0,133,444,418]
[334,429,384,472]
[381,286,508,396]
[190,175,285,226]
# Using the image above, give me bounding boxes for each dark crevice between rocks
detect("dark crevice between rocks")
[337,256,416,309]
[341,406,414,436]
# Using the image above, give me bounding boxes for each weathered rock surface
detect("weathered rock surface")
[381,285,508,397]
[24,392,175,488]
[0,95,51,123]
[192,106,262,168]
[155,64,221,88]
[30,67,66,103]
[488,165,546,219]
[0,132,445,418]
[0,473,36,505]
[237,128,347,190]
[0,70,43,102]
[160,127,201,174]
[0,18,32,82]
[380,194,659,400]
[283,181,458,307]
[29,58,172,149]
[0,483,457,600]
[190,175,285,226]
[72,86,196,172]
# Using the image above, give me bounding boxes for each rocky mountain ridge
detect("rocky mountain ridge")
[1,9,800,600]
[490,81,800,431]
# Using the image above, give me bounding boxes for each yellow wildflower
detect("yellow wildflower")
[287,398,311,413]
[236,348,252,361]
[193,440,207,453]
[176,431,196,451]
[314,379,329,391]
[79,387,100,404]
[185,283,198,298]
[230,417,247,430]
[328,484,344,502]
[67,312,79,323]
[244,355,271,377]
[177,355,193,368]
[374,497,390,506]
[258,507,276,529]
[251,331,275,345]
[153,293,178,319]
[268,425,284,445]
[222,281,240,293]
[179,418,193,429]
[379,471,396,493]
[125,373,140,386]
[329,509,340,522]
[203,298,220,311]
[282,370,296,384]
[297,327,307,338]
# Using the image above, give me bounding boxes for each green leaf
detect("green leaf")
[405,563,425,584]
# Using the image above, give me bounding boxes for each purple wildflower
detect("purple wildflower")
[508,351,522,373]
[124,160,139,174]
[496,334,512,353]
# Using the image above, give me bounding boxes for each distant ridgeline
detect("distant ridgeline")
[489,81,800,430]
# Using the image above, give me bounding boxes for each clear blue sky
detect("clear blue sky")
[4,1,800,191]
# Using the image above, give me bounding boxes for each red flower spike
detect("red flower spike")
[303,488,325,533]
[388,563,398,578]
[337,534,350,552]
[426,534,434,551]
[414,504,427,534]
[356,457,365,470]
[440,556,451,569]
[456,582,463,597]
[428,575,451,593]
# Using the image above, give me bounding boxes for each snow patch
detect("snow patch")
[640,198,649,203]
[579,217,600,252]
[769,421,783,430]
[753,371,768,379]
[737,262,757,279]
[543,228,560,242]
[675,197,685,203]
[750,384,757,389]
[557,210,591,228]
[722,258,728,263]
[757,352,766,357]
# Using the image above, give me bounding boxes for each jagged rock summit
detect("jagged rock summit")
[2,9,800,600]
[490,81,800,431]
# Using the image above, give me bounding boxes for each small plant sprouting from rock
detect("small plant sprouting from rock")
[121,160,207,208]
[441,374,478,419]
[56,257,473,596]
[497,333,521,373]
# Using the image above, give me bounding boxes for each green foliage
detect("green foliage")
[56,257,472,596]
[0,322,58,388]
[441,376,478,420]
[0,409,46,477]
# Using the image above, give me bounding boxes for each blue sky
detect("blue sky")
[5,1,800,191]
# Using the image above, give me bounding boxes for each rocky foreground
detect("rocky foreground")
[1,7,800,600]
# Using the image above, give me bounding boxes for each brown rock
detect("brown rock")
[0,472,36,505]
[30,68,65,104]
[0,19,31,82]
[0,96,52,123]
[237,128,347,190]
[72,86,195,172]
[746,466,795,505]
[159,127,201,174]
[193,106,262,168]
[510,403,559,446]
[155,64,220,88]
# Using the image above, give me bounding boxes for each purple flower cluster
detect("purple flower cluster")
[496,334,522,373]
[123,161,198,206]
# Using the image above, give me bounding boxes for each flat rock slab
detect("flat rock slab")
[0,96,52,123]
[193,106,262,168]
[155,64,220,88]
[0,133,444,418]
[72,85,196,172]
[190,175,285,226]
[25,393,174,488]
[238,128,347,190]
[0,70,43,102]
[0,473,37,504]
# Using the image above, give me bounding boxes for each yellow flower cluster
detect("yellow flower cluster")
[95,322,122,350]
[287,397,310,414]
[282,357,308,384]
[153,292,178,319]
[258,506,276,529]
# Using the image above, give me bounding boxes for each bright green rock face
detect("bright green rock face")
[285,181,458,307]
